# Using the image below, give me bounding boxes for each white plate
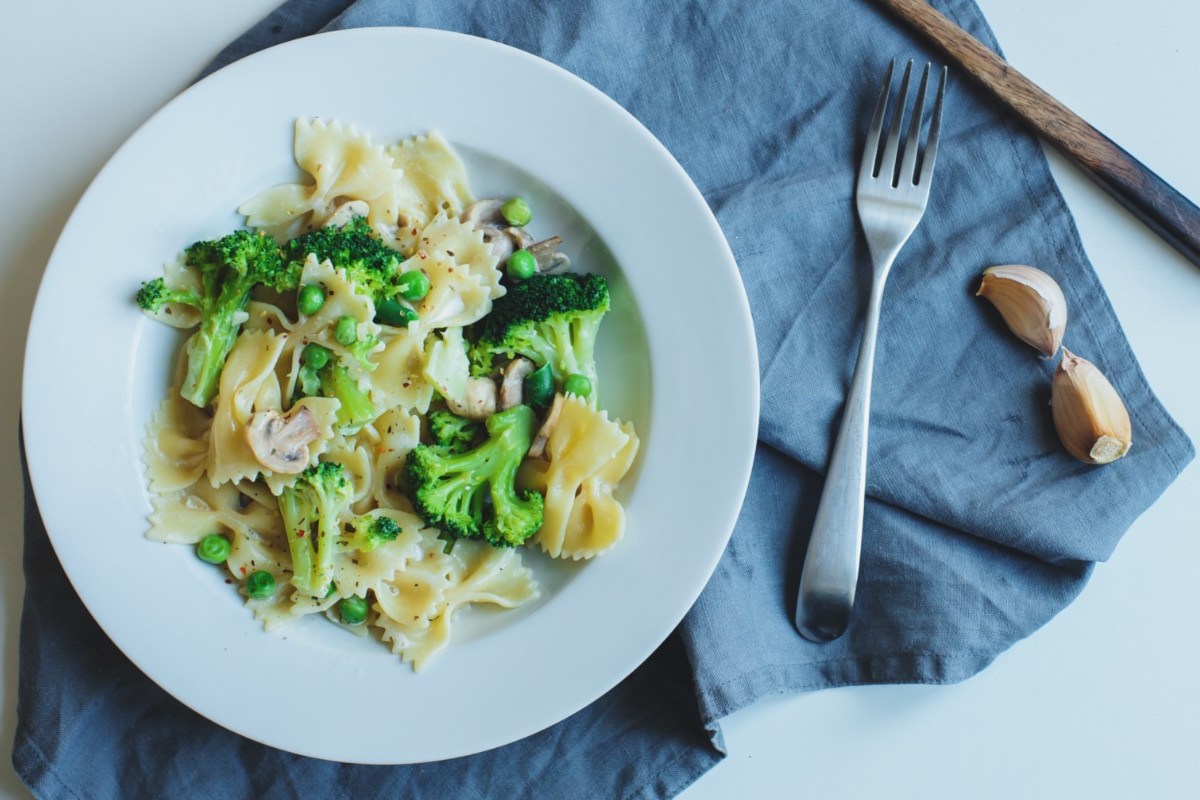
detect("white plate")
[22,27,758,764]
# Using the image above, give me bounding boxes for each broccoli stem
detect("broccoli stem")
[179,288,251,407]
[279,493,315,592]
[318,362,374,429]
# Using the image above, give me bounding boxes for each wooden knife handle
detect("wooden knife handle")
[874,0,1200,268]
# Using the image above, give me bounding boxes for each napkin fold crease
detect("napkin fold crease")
[15,0,1192,797]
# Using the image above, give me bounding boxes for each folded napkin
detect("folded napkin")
[15,0,1193,797]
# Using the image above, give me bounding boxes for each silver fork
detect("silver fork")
[795,60,948,642]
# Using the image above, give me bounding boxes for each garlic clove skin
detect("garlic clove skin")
[977,265,1068,357]
[1051,349,1132,464]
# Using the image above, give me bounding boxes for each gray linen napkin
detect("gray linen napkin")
[14,0,1193,797]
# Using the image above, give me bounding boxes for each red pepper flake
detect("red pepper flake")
[297,529,306,538]
[239,566,247,576]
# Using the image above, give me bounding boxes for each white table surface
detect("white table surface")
[2,1,1197,797]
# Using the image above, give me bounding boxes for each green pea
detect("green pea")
[564,373,592,398]
[507,250,537,281]
[196,534,230,564]
[338,595,369,626]
[298,284,325,316]
[397,270,430,302]
[245,570,276,599]
[500,197,533,227]
[375,298,419,327]
[524,362,555,407]
[334,315,357,346]
[302,343,331,370]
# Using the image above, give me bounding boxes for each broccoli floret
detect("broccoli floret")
[405,405,544,548]
[338,514,402,553]
[427,409,483,454]
[137,229,296,407]
[277,462,355,595]
[282,216,405,305]
[469,273,609,403]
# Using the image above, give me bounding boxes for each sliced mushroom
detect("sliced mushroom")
[528,237,572,274]
[446,377,498,420]
[462,198,506,226]
[528,393,565,459]
[463,199,536,261]
[324,199,371,229]
[499,357,536,410]
[505,227,534,250]
[244,406,320,474]
[481,227,515,261]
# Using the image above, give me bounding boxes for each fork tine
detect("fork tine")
[859,60,895,181]
[878,60,913,183]
[917,66,949,186]
[899,63,931,185]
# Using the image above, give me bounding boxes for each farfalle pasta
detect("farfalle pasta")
[136,118,638,670]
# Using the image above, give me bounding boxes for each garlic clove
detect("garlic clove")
[976,265,1068,357]
[1051,349,1132,464]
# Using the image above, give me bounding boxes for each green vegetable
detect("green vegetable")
[136,229,297,407]
[427,408,483,454]
[334,315,358,346]
[277,462,355,596]
[563,373,592,398]
[318,361,374,430]
[282,216,406,306]
[375,298,419,328]
[246,570,277,599]
[524,363,554,407]
[405,405,544,547]
[469,273,609,405]
[302,343,331,370]
[397,270,430,302]
[196,534,231,564]
[296,364,321,398]
[337,514,402,553]
[338,596,369,626]
[506,250,537,281]
[297,283,326,315]
[500,197,533,227]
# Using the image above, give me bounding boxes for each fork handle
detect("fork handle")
[874,0,1200,268]
[795,276,888,642]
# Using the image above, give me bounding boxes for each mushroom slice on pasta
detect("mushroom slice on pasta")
[519,396,637,559]
[207,330,288,487]
[239,118,404,242]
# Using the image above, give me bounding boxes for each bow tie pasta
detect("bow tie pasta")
[136,118,638,670]
[518,395,640,559]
